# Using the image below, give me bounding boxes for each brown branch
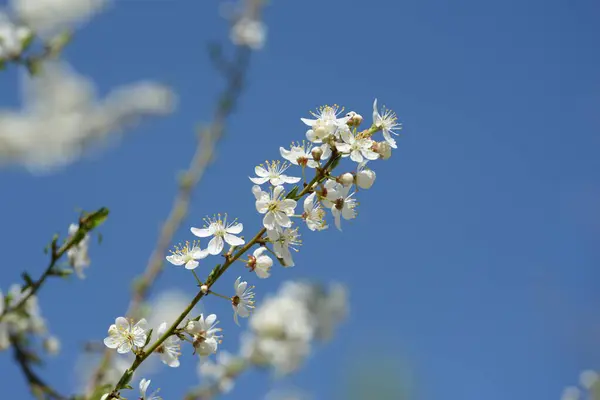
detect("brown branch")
[12,337,69,400]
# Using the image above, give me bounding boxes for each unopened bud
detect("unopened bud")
[201,285,209,294]
[311,147,323,162]
[339,173,354,186]
[345,111,363,126]
[43,336,61,355]
[373,141,392,160]
[356,169,376,189]
[314,125,326,138]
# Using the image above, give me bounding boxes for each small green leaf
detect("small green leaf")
[143,329,153,347]
[21,272,34,289]
[285,185,299,199]
[81,207,110,230]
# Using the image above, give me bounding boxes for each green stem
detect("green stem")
[105,153,342,399]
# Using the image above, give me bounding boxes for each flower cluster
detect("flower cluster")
[561,370,599,400]
[0,12,32,61]
[0,284,52,352]
[101,99,399,397]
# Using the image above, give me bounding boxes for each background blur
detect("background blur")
[1,0,599,399]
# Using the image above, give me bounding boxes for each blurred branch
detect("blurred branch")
[12,336,69,400]
[87,45,252,392]
[0,207,109,322]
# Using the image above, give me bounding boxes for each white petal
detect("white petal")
[224,233,245,246]
[383,129,398,149]
[207,236,224,255]
[274,211,292,228]
[166,255,185,266]
[191,248,209,259]
[340,129,353,144]
[270,176,283,186]
[191,227,212,238]
[372,98,379,121]
[253,246,267,257]
[332,207,342,231]
[263,212,276,230]
[255,166,269,177]
[300,117,316,127]
[205,314,217,327]
[336,143,351,153]
[157,322,168,335]
[103,336,120,349]
[117,341,132,354]
[272,185,285,199]
[249,176,270,185]
[226,223,243,234]
[252,185,263,200]
[282,175,301,184]
[350,150,363,163]
[185,260,199,270]
[363,149,380,160]
[256,200,270,214]
[116,317,130,331]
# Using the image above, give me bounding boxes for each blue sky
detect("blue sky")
[1,0,599,399]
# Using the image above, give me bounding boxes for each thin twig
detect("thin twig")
[87,46,252,391]
[12,337,69,400]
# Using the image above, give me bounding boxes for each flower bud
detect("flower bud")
[201,285,209,294]
[345,111,363,126]
[311,147,323,162]
[373,141,392,160]
[356,169,376,189]
[314,125,326,139]
[43,336,61,355]
[339,173,354,186]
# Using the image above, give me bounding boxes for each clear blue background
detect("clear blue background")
[1,0,599,398]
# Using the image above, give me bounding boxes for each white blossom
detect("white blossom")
[254,185,297,230]
[279,141,331,168]
[373,98,401,149]
[335,128,378,163]
[356,162,376,189]
[139,378,161,400]
[561,387,581,400]
[0,61,176,172]
[186,314,222,357]
[232,277,255,326]
[198,351,241,393]
[191,214,245,255]
[0,13,31,60]
[302,193,327,231]
[267,227,301,267]
[230,17,266,50]
[155,322,181,368]
[103,317,148,354]
[301,105,348,143]
[66,223,90,278]
[250,160,301,186]
[322,181,357,231]
[43,335,60,355]
[247,247,273,279]
[11,0,106,34]
[166,240,209,270]
[373,141,392,159]
[580,370,599,389]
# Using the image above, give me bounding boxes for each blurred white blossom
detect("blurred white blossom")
[66,223,91,278]
[0,12,31,60]
[230,17,266,50]
[11,0,107,34]
[0,61,176,172]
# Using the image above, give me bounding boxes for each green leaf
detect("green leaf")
[21,272,34,289]
[143,329,153,347]
[25,58,43,76]
[285,185,299,199]
[81,207,110,230]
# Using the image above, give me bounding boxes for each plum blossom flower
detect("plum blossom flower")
[186,314,222,357]
[166,240,209,270]
[267,227,301,267]
[66,223,91,278]
[250,160,301,186]
[155,322,181,368]
[191,215,245,255]
[246,247,273,279]
[103,317,148,354]
[230,17,266,50]
[0,13,31,60]
[373,98,402,149]
[335,128,378,163]
[301,104,348,143]
[321,181,357,231]
[302,193,327,231]
[356,162,376,189]
[253,185,297,230]
[232,277,255,326]
[279,141,330,168]
[139,378,161,400]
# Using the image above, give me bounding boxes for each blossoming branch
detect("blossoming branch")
[99,99,402,399]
